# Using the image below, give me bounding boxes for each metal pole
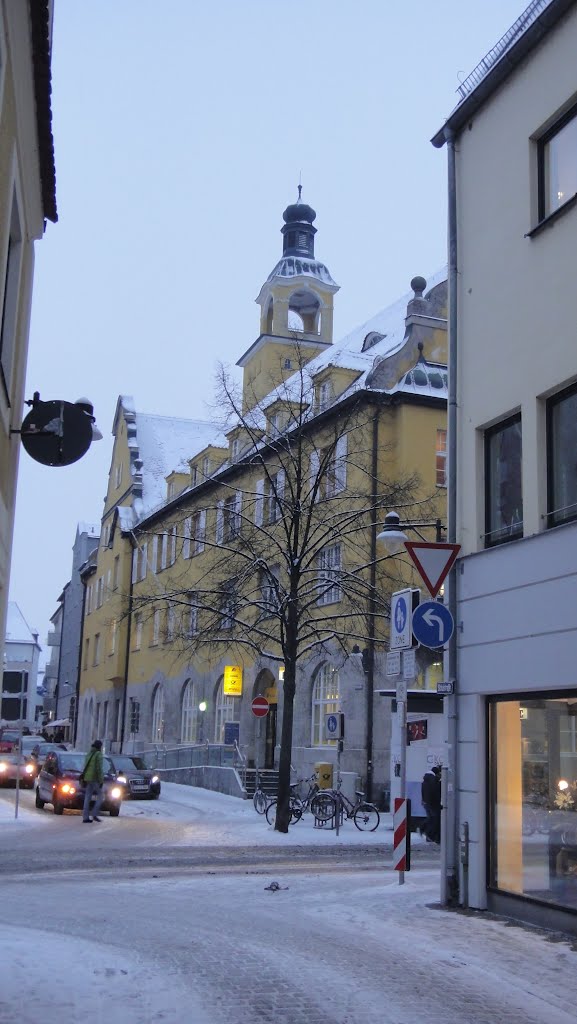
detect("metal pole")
[442,125,459,907]
[14,670,25,820]
[335,740,342,837]
[398,697,407,885]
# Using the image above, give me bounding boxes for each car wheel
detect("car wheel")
[53,797,64,815]
[35,789,45,809]
[109,805,120,817]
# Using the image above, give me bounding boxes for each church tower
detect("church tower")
[237,190,339,411]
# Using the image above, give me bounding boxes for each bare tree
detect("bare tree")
[131,348,439,831]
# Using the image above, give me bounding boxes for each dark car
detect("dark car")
[35,750,122,816]
[108,754,161,799]
[29,742,69,775]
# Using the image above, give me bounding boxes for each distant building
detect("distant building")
[2,602,41,726]
[0,2,58,663]
[44,523,100,740]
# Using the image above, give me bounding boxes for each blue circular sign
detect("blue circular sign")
[326,714,338,734]
[412,601,454,649]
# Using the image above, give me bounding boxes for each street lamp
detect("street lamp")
[377,510,445,554]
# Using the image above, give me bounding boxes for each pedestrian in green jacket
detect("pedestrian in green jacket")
[82,739,104,823]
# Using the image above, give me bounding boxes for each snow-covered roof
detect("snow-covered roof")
[133,413,226,514]
[265,256,338,288]
[4,603,38,645]
[76,522,100,539]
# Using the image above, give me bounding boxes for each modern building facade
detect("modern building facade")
[77,198,448,807]
[433,0,577,931]
[0,1,57,662]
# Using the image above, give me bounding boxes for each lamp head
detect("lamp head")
[376,510,409,555]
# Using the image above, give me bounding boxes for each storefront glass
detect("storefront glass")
[489,694,577,910]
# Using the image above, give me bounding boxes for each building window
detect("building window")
[169,525,177,565]
[83,638,89,670]
[220,588,235,630]
[191,464,198,487]
[109,619,117,656]
[266,471,285,524]
[485,415,523,547]
[151,609,161,645]
[317,380,332,412]
[547,383,577,528]
[113,555,120,590]
[215,680,236,743]
[187,593,199,637]
[114,464,122,489]
[224,492,241,540]
[231,438,240,460]
[152,685,165,742]
[317,545,342,605]
[167,481,174,499]
[261,566,280,617]
[0,191,23,401]
[202,456,210,478]
[324,435,347,496]
[192,510,206,554]
[166,604,176,642]
[489,692,577,913]
[133,614,143,651]
[538,104,577,221]
[93,634,101,667]
[181,680,198,744]
[436,429,447,488]
[312,665,339,746]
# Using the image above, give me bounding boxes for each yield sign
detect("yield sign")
[404,541,460,598]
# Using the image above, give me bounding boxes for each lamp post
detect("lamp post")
[376,510,445,552]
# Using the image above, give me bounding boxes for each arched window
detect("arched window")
[311,664,339,746]
[152,684,165,742]
[215,679,236,743]
[181,679,198,744]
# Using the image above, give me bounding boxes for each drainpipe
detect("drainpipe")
[119,538,135,754]
[364,403,380,802]
[73,574,90,746]
[442,125,460,906]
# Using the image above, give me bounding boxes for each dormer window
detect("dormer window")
[191,465,198,487]
[167,481,175,499]
[202,456,210,478]
[317,380,332,412]
[231,438,240,460]
[268,412,280,438]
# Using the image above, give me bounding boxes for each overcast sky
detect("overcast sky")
[10,0,524,652]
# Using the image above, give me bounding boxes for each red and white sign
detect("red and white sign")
[251,695,269,718]
[393,797,410,872]
[404,541,460,598]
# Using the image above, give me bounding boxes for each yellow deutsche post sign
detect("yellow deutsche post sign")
[224,665,243,696]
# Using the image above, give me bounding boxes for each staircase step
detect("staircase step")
[244,768,279,797]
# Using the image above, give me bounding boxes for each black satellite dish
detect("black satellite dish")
[19,397,94,467]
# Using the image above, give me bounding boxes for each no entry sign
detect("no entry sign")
[251,695,269,718]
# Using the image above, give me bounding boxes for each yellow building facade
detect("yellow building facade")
[77,197,447,806]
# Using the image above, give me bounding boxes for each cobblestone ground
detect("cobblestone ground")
[1,865,577,1024]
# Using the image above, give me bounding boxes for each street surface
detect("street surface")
[0,785,576,1024]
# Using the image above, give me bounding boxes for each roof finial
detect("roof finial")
[298,169,302,201]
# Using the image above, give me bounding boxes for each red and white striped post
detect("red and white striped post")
[393,797,411,882]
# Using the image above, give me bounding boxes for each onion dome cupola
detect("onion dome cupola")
[281,186,317,258]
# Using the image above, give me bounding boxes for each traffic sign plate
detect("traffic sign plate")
[412,601,454,649]
[404,542,460,598]
[325,712,344,740]
[251,695,269,718]
[390,589,416,650]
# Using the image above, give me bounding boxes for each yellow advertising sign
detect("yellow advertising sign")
[224,665,243,696]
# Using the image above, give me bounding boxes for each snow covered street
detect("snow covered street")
[0,783,576,1022]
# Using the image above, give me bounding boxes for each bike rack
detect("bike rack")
[314,803,343,830]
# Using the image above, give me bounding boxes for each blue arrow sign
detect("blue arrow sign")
[412,601,454,649]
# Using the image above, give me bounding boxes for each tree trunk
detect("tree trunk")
[275,655,296,833]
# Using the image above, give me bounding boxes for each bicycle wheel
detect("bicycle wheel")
[290,796,304,823]
[253,789,268,815]
[310,792,336,822]
[265,800,278,826]
[353,803,380,832]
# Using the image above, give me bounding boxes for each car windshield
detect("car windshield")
[0,754,34,765]
[0,732,20,742]
[112,756,150,771]
[58,753,114,773]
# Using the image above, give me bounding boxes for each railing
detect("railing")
[142,742,244,772]
[457,0,551,99]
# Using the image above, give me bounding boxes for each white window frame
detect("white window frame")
[436,428,447,488]
[152,685,165,742]
[183,516,191,559]
[317,544,342,606]
[152,609,161,645]
[134,614,143,651]
[311,665,339,746]
[181,680,198,744]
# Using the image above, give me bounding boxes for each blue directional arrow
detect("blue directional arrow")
[412,601,454,649]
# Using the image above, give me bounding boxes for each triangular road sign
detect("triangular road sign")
[404,541,460,597]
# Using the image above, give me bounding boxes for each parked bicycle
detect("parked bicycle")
[265,774,334,826]
[252,767,274,815]
[320,784,380,832]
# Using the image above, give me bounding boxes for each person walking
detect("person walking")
[421,765,442,844]
[82,739,104,823]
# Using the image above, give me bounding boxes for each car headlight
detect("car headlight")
[61,783,76,795]
[117,775,127,784]
[0,763,6,772]
[25,764,34,774]
[110,787,122,800]
[151,775,159,784]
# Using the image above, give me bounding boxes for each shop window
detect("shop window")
[547,383,577,528]
[214,679,236,743]
[489,693,577,912]
[181,680,198,744]
[485,414,523,546]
